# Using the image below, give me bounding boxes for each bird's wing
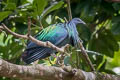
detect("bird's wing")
[22,23,69,64]
[27,23,68,49]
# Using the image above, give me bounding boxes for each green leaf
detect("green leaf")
[7,0,18,4]
[88,30,119,57]
[106,50,120,69]
[33,0,47,16]
[0,11,12,22]
[41,1,64,18]
[4,3,16,11]
[79,2,95,22]
[64,56,70,66]
[112,3,120,11]
[111,22,120,35]
[0,33,24,61]
[0,33,5,47]
[111,16,120,35]
[77,25,91,41]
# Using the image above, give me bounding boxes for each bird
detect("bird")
[22,18,86,64]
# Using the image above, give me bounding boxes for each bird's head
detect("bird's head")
[71,18,86,25]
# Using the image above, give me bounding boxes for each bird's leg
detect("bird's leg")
[56,44,70,66]
[50,53,57,58]
[56,53,65,66]
[62,44,70,51]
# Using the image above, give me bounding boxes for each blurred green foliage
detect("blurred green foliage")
[0,0,120,79]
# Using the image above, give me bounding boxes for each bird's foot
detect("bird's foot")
[50,53,57,58]
[55,44,70,66]
[56,52,65,66]
[62,44,70,52]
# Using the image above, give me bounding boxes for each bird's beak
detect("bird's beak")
[80,20,86,25]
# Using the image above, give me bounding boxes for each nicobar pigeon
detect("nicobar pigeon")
[22,18,86,64]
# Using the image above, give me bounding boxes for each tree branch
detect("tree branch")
[1,24,28,39]
[28,17,31,35]
[105,0,120,2]
[66,0,72,21]
[79,42,95,71]
[0,58,120,80]
[1,23,65,53]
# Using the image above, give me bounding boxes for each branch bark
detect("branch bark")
[0,58,120,80]
[79,42,95,71]
[105,0,120,2]
[66,0,72,21]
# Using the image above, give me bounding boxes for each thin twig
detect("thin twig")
[28,36,65,53]
[38,16,43,29]
[66,0,72,21]
[28,17,31,35]
[76,50,103,56]
[64,17,68,23]
[1,23,65,53]
[0,26,4,30]
[2,24,28,39]
[79,42,95,71]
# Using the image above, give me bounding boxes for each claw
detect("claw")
[50,53,57,58]
[62,44,70,51]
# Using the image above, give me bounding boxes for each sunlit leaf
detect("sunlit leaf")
[33,0,47,16]
[106,50,120,69]
[41,1,64,18]
[4,3,16,11]
[0,11,12,22]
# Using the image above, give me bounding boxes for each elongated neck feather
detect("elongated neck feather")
[66,21,80,47]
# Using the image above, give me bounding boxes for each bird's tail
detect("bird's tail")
[21,47,52,64]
